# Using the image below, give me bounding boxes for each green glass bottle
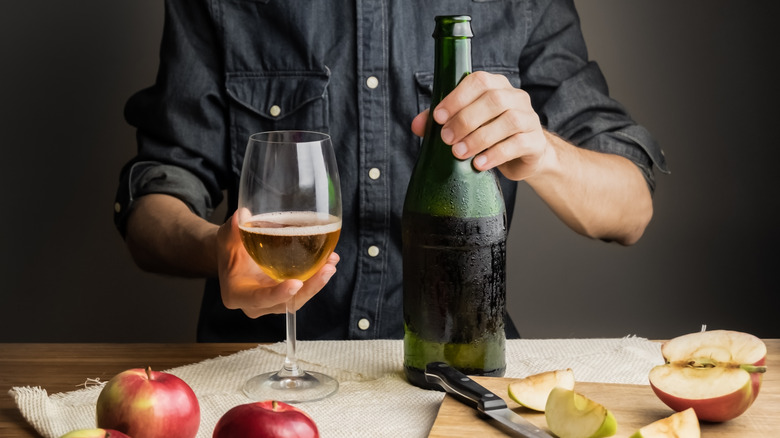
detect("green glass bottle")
[402,15,508,389]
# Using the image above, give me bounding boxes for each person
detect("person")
[114,0,668,342]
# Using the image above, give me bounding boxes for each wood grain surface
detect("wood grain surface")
[0,343,253,438]
[429,339,779,437]
[1,341,776,437]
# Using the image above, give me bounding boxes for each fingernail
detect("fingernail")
[441,128,454,144]
[474,155,488,169]
[433,108,449,123]
[452,142,467,157]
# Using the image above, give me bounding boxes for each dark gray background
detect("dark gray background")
[1,1,777,342]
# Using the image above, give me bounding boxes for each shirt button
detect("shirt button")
[366,76,379,89]
[358,318,370,330]
[114,202,122,213]
[269,105,281,117]
[368,168,381,180]
[367,245,380,257]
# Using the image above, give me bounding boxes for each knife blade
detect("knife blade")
[425,362,554,438]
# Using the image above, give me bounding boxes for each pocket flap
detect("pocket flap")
[414,67,520,95]
[226,70,330,120]
[414,71,434,94]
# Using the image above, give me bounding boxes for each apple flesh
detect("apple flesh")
[60,429,131,438]
[96,366,200,438]
[648,330,766,422]
[629,408,700,438]
[545,387,617,438]
[213,400,319,438]
[507,368,575,411]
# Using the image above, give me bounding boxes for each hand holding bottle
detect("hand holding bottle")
[403,16,507,389]
[411,69,654,245]
[410,70,551,181]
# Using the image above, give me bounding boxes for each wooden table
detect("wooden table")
[2,341,778,437]
[0,343,254,437]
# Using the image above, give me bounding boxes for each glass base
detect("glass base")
[242,370,339,403]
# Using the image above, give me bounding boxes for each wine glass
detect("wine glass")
[237,130,342,402]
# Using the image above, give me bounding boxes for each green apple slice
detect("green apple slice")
[507,368,575,411]
[629,407,700,438]
[545,387,617,438]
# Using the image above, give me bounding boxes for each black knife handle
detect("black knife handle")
[424,362,507,412]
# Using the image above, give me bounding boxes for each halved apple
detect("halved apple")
[545,387,617,438]
[507,368,575,411]
[648,330,766,422]
[629,408,700,438]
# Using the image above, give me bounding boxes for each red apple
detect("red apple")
[60,429,131,438]
[648,330,767,422]
[213,400,319,438]
[96,366,200,438]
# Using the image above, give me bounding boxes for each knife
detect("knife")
[425,362,555,438]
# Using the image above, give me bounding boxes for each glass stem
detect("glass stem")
[282,294,304,377]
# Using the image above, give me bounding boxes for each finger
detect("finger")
[482,131,548,179]
[235,207,253,227]
[411,109,429,138]
[447,87,533,148]
[235,279,303,318]
[452,104,540,161]
[232,252,340,318]
[433,71,512,126]
[288,252,340,311]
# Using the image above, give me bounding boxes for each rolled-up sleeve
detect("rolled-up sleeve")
[113,0,228,237]
[113,161,215,237]
[521,0,669,192]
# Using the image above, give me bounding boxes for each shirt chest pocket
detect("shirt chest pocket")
[226,71,331,174]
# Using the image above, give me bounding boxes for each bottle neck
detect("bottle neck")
[424,36,472,151]
[431,37,472,109]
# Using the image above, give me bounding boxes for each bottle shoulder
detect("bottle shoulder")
[404,158,506,218]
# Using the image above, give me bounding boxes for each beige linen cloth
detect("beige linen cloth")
[10,337,663,437]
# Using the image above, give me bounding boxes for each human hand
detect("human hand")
[411,71,551,181]
[215,210,339,319]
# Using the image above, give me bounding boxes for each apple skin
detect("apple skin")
[60,429,131,438]
[507,368,576,411]
[96,367,200,438]
[648,330,766,422]
[629,407,700,438]
[545,387,617,438]
[213,400,319,438]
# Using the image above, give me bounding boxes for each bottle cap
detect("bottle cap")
[433,15,473,38]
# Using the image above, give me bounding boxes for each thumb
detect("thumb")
[410,109,429,138]
[218,209,245,249]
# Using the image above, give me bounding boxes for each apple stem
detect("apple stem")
[272,400,279,411]
[740,364,767,374]
[687,358,717,368]
[146,366,154,380]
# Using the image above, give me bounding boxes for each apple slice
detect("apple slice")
[545,387,617,438]
[507,368,575,411]
[648,330,767,422]
[629,408,700,438]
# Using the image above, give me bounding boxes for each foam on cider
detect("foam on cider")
[239,211,341,236]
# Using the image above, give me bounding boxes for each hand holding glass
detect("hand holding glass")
[237,131,342,402]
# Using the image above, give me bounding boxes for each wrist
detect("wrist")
[525,130,564,187]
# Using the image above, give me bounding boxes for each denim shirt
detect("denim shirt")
[114,0,667,342]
